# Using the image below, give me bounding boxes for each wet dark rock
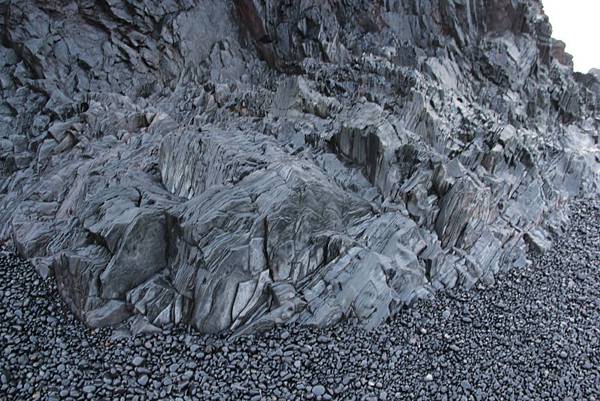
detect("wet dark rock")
[137,375,149,386]
[312,385,326,396]
[131,356,145,367]
[82,385,96,394]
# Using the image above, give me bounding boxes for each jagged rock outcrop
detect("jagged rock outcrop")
[0,0,599,335]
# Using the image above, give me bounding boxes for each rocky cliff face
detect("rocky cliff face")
[1,0,599,335]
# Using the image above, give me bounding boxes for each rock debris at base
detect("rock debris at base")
[1,198,598,401]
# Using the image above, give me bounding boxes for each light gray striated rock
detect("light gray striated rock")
[54,245,111,322]
[99,209,167,300]
[435,176,493,250]
[0,0,599,334]
[271,76,342,119]
[159,128,283,199]
[86,300,132,328]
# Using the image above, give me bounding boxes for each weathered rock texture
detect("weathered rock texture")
[0,0,599,334]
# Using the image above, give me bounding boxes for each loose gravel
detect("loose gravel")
[1,199,599,401]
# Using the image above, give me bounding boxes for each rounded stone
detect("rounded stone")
[312,385,326,396]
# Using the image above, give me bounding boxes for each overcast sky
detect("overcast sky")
[542,0,600,73]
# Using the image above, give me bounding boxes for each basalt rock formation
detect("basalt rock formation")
[0,0,599,335]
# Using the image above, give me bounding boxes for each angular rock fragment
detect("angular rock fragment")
[160,128,282,199]
[86,300,132,328]
[54,246,111,321]
[435,176,492,250]
[0,0,598,335]
[100,210,167,300]
[271,76,341,119]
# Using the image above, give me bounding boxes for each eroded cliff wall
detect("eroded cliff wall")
[0,0,599,334]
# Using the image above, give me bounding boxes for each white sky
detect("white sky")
[542,0,600,73]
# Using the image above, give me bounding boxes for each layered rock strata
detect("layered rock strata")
[0,0,599,334]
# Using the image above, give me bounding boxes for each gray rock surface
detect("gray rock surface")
[0,0,599,334]
[0,198,598,400]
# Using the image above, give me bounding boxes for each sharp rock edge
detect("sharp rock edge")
[0,0,599,335]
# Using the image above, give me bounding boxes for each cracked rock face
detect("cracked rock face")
[1,0,599,334]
